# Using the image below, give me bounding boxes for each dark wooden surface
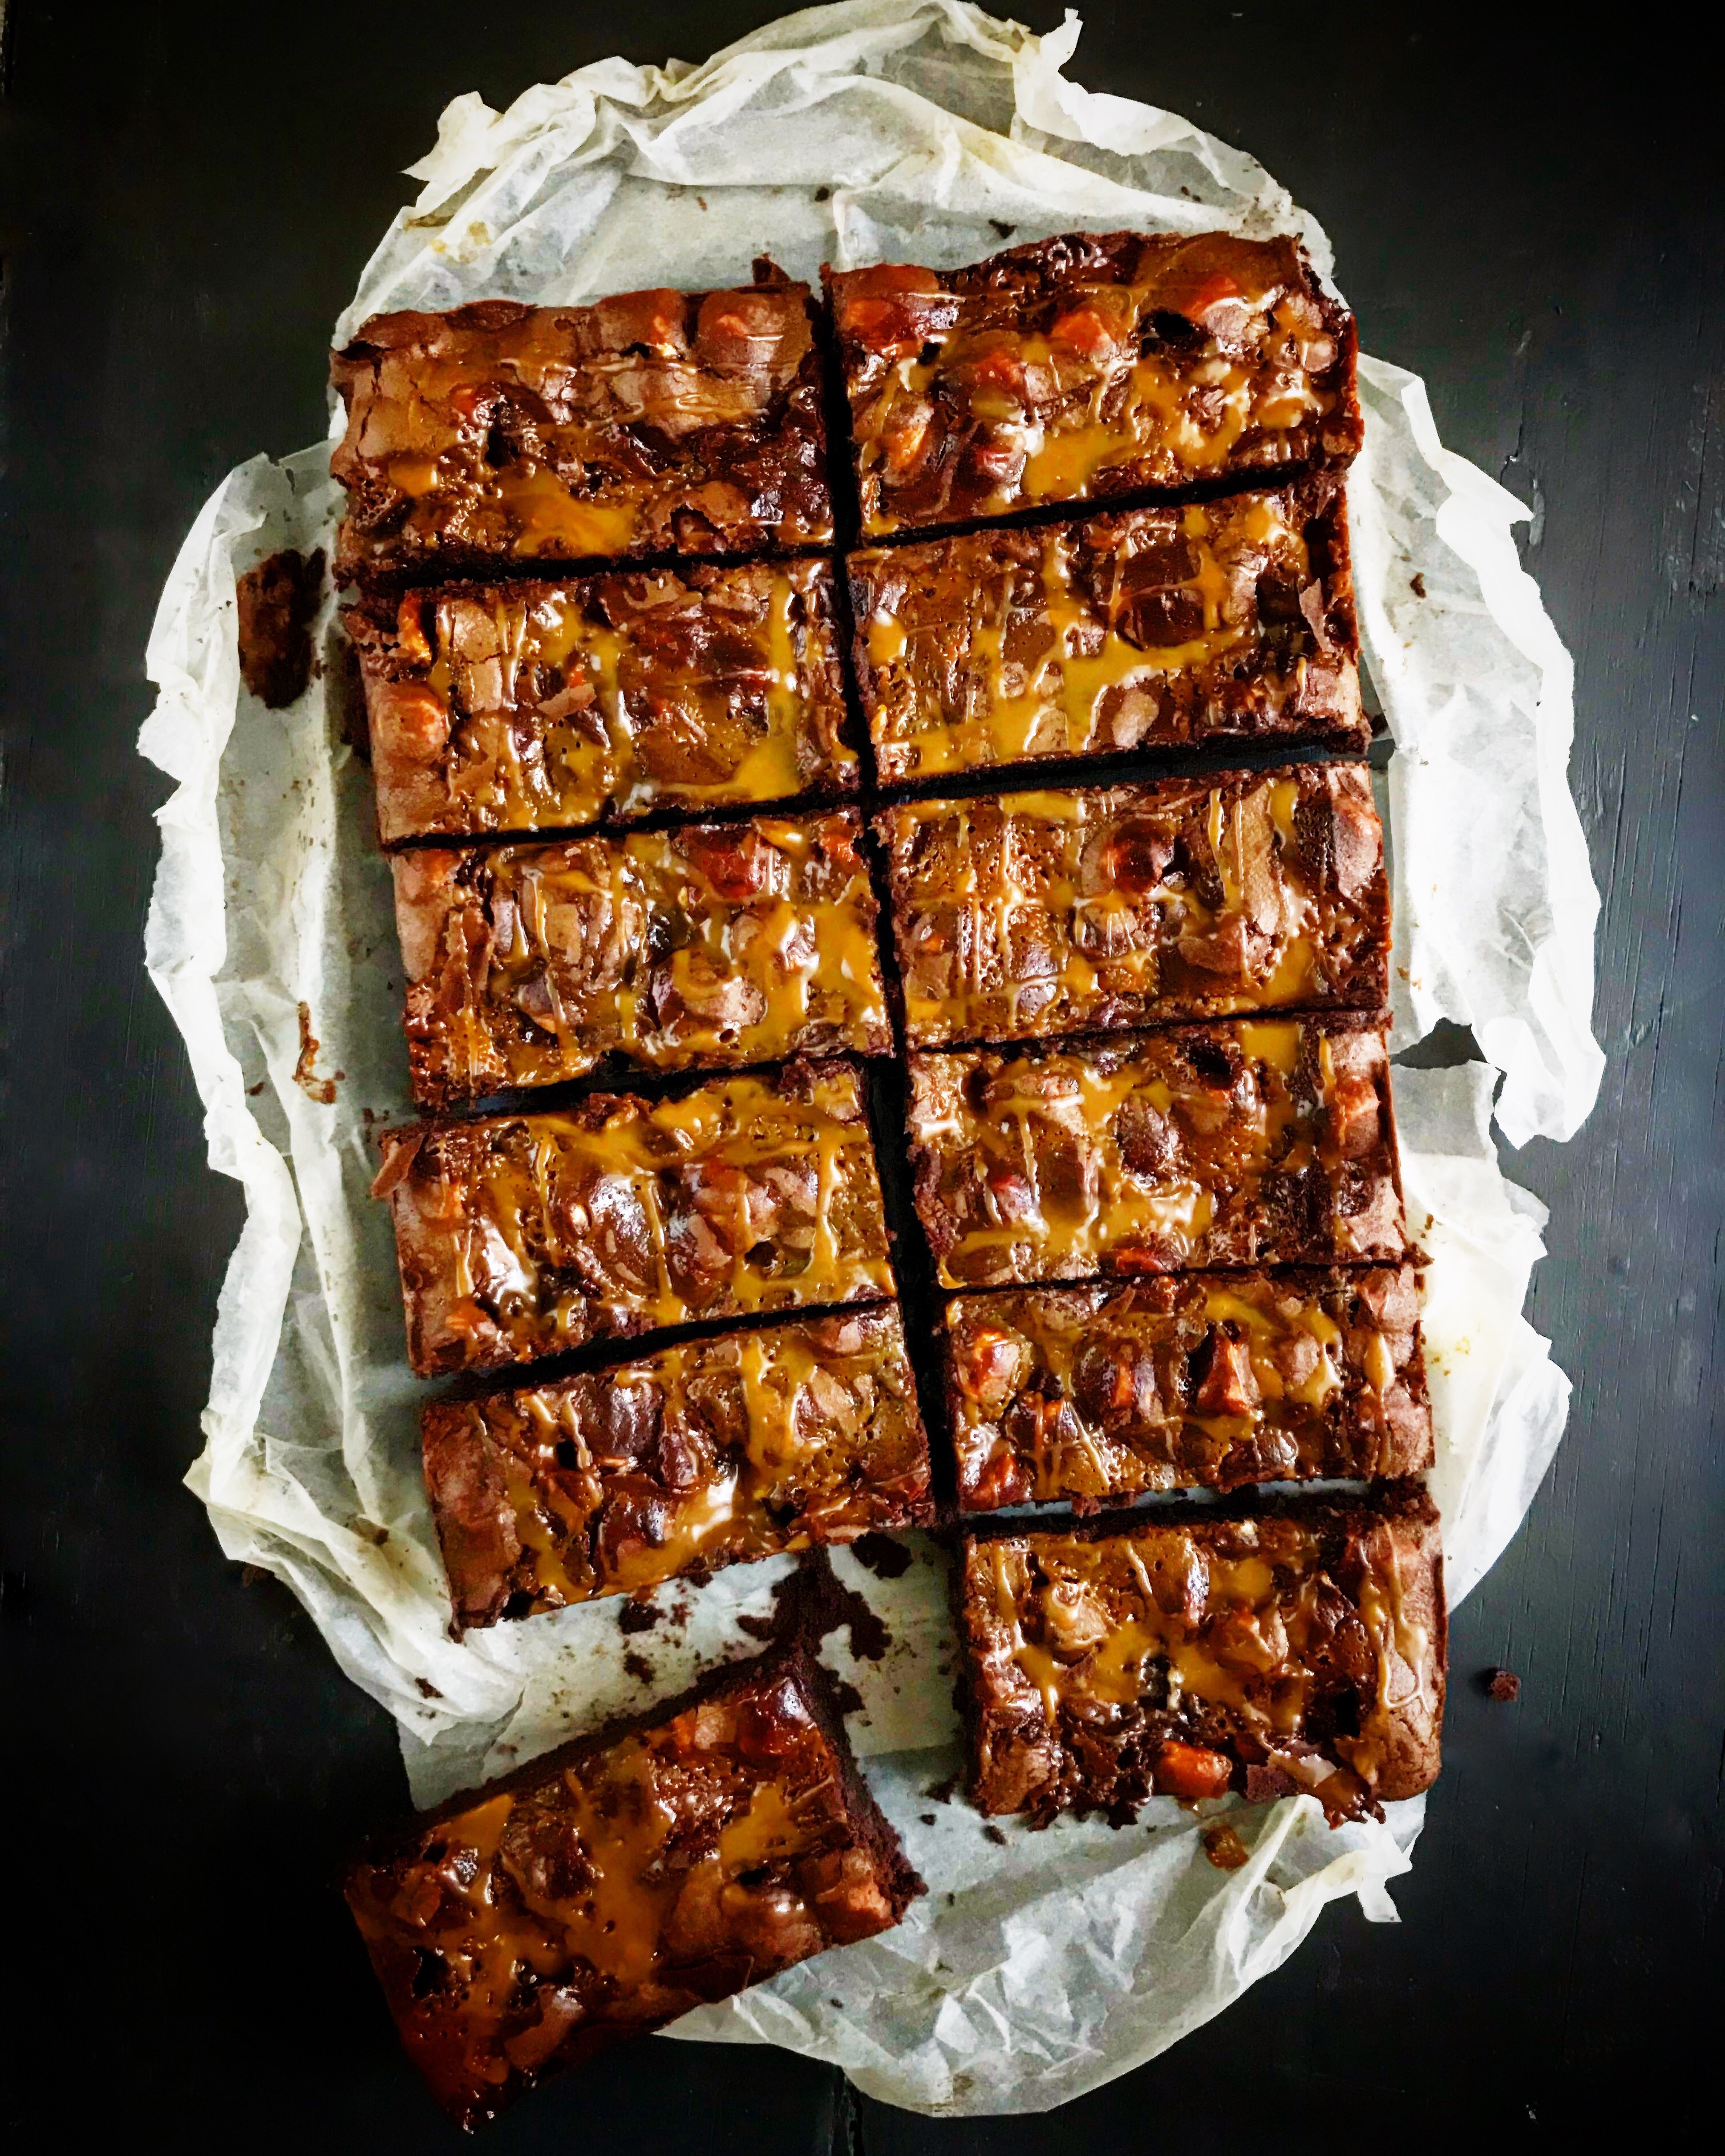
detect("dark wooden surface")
[1,3,1717,2142]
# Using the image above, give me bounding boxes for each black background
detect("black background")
[1,2,1719,2143]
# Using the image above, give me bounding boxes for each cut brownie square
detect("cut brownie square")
[394,810,891,1107]
[331,266,831,583]
[849,479,1364,781]
[347,560,856,842]
[878,764,1388,1049]
[426,1304,933,1630]
[958,1490,1445,1823]
[374,1061,894,1375]
[346,1646,924,2130]
[946,1265,1432,1510]
[906,1015,1407,1290]
[826,230,1359,536]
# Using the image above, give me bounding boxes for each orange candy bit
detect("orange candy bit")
[1153,1741,1234,1801]
[1048,306,1119,360]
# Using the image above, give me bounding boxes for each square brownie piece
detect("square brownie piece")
[827,230,1358,535]
[959,1490,1445,1823]
[346,1646,923,2129]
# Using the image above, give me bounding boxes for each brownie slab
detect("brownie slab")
[426,1306,933,1630]
[346,1647,923,2129]
[907,1016,1407,1289]
[331,268,832,583]
[959,1491,1445,1823]
[946,1265,1432,1510]
[827,230,1359,536]
[394,811,890,1107]
[348,561,856,842]
[849,479,1364,780]
[879,765,1388,1049]
[374,1061,894,1375]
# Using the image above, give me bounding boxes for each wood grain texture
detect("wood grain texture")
[0,2,1716,2143]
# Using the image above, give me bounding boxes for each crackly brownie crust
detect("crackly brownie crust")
[346,1644,924,2130]
[848,478,1364,780]
[878,764,1387,1049]
[347,560,856,842]
[907,1016,1407,1289]
[946,1265,1432,1510]
[827,231,1359,536]
[426,1305,933,1630]
[374,1061,894,1375]
[959,1488,1445,1824]
[331,266,832,584]
[394,812,890,1107]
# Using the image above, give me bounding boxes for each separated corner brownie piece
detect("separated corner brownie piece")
[879,765,1387,1050]
[330,264,832,583]
[394,811,890,1107]
[426,1305,933,1630]
[347,561,856,842]
[346,1646,923,2129]
[374,1061,894,1375]
[946,1265,1432,1511]
[959,1490,1445,1824]
[850,479,1364,780]
[908,1016,1406,1290]
[826,231,1359,536]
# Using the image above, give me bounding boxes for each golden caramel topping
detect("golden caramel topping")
[880,766,1386,1048]
[828,232,1358,536]
[946,1266,1432,1511]
[330,280,833,583]
[378,1063,895,1375]
[848,481,1363,781]
[352,562,856,842]
[344,1656,917,2129]
[424,1306,932,1627]
[395,812,890,1106]
[961,1501,1444,1823]
[907,1016,1406,1290]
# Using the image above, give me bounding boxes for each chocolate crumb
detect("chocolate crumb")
[415,1677,444,1701]
[293,1002,338,1105]
[617,1600,660,1635]
[736,1613,778,1642]
[925,1773,960,1805]
[623,1651,653,1684]
[1245,1764,1298,1804]
[246,1080,266,1097]
[1484,1666,1522,1703]
[918,1813,936,1826]
[982,1824,1007,1846]
[1202,1823,1250,1871]
[1410,572,1427,598]
[237,548,325,707]
[851,1531,914,1580]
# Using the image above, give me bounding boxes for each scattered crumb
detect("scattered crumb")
[1409,572,1427,598]
[246,1079,266,1097]
[982,1824,1007,1846]
[925,1773,959,1805]
[1202,1823,1250,1871]
[294,1002,338,1104]
[829,2000,843,2011]
[918,1813,936,1826]
[851,1531,913,1580]
[1484,1666,1522,1703]
[623,1651,653,1685]
[236,548,325,707]
[617,1600,660,1635]
[415,1677,444,1701]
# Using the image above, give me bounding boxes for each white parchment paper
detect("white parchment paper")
[139,1,1599,2114]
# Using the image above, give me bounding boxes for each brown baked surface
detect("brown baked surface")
[849,479,1364,780]
[826,231,1359,536]
[330,269,832,583]
[959,1489,1445,1823]
[946,1265,1432,1510]
[346,1646,923,2129]
[374,1061,894,1375]
[879,764,1387,1049]
[907,1016,1407,1288]
[347,561,856,842]
[394,812,891,1107]
[425,1305,933,1629]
